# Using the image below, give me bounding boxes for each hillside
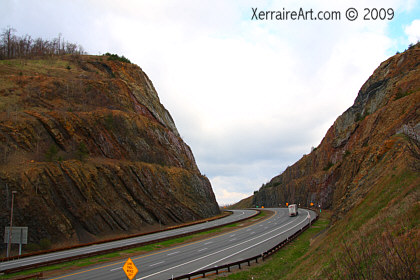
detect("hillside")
[250,44,419,215]
[226,44,419,279]
[0,54,220,247]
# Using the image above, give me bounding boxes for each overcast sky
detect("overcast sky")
[1,0,419,205]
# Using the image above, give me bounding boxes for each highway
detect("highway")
[0,210,256,273]
[48,208,317,280]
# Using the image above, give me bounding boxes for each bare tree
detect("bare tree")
[1,26,16,58]
[0,26,86,60]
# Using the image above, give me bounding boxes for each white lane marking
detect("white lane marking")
[4,210,258,272]
[190,209,311,273]
[204,241,213,245]
[140,210,310,279]
[229,234,236,237]
[110,267,122,271]
[166,251,180,256]
[229,238,236,242]
[250,232,256,234]
[149,261,164,267]
[197,248,208,252]
[246,229,251,231]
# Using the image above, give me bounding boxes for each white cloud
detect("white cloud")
[211,176,257,206]
[1,0,417,205]
[405,19,420,43]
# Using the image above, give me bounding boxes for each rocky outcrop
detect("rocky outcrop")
[0,55,219,245]
[251,44,420,219]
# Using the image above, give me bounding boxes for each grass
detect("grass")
[0,58,75,78]
[0,212,264,279]
[215,212,330,280]
[216,161,418,280]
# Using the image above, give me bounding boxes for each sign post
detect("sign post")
[4,227,28,256]
[123,257,138,280]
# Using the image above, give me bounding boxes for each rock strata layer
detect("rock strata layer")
[251,44,419,219]
[0,55,219,245]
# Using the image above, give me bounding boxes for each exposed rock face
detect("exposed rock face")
[252,44,419,219]
[0,55,220,245]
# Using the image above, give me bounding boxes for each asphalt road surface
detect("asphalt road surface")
[0,210,256,273]
[48,208,316,280]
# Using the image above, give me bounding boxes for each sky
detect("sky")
[1,0,419,205]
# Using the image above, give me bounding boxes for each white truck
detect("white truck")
[288,204,298,216]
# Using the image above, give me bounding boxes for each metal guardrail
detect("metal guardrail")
[0,210,260,275]
[170,210,319,280]
[1,211,233,263]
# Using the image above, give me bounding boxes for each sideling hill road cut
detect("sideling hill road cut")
[45,208,316,280]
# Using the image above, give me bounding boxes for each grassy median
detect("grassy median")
[1,210,268,279]
[214,211,330,280]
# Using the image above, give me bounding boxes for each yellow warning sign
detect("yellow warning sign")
[123,257,138,280]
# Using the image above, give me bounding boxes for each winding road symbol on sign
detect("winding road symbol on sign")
[123,258,138,280]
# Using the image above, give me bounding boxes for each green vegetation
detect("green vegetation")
[104,113,114,130]
[355,110,369,122]
[343,150,351,159]
[0,253,123,279]
[25,238,52,253]
[0,213,264,279]
[25,242,41,252]
[0,57,75,77]
[104,52,131,64]
[219,137,419,280]
[395,88,413,100]
[323,161,334,171]
[319,168,419,280]
[76,142,89,161]
[45,144,59,161]
[39,238,52,250]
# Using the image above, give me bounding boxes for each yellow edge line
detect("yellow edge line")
[49,210,276,280]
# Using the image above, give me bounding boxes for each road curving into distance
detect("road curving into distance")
[48,208,317,280]
[0,210,256,274]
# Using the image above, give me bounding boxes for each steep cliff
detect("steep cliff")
[0,55,220,246]
[251,44,419,221]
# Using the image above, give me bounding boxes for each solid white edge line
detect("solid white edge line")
[139,209,311,279]
[1,210,256,269]
[189,209,311,273]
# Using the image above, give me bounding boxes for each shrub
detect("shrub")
[104,113,114,130]
[45,144,58,161]
[323,161,334,171]
[25,242,41,252]
[105,52,131,64]
[395,89,412,100]
[323,227,418,280]
[39,238,52,250]
[76,142,89,161]
[344,150,351,158]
